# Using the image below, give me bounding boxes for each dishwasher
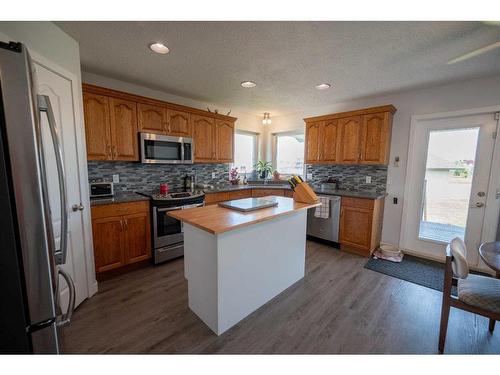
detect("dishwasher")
[307,195,341,243]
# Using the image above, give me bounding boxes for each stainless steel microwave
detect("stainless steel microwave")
[140,133,194,164]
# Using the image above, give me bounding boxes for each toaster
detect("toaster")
[89,181,114,198]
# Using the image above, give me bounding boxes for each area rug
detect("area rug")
[364,254,456,295]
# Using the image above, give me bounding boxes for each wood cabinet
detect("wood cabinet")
[304,105,395,166]
[339,197,384,257]
[83,93,139,161]
[338,116,362,164]
[109,98,138,161]
[83,84,237,163]
[215,119,234,162]
[305,122,321,163]
[192,115,216,162]
[91,201,151,274]
[360,112,392,165]
[167,109,191,137]
[83,93,111,160]
[138,103,166,134]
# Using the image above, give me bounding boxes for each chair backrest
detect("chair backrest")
[448,237,469,279]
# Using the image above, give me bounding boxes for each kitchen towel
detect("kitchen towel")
[314,196,330,219]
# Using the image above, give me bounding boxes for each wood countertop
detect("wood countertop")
[168,196,320,235]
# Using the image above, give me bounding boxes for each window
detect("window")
[273,132,305,176]
[233,130,258,173]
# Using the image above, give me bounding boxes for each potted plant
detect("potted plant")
[229,167,240,185]
[254,160,273,180]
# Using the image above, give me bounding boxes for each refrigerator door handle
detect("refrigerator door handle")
[37,94,68,265]
[55,267,75,327]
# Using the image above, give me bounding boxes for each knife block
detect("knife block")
[293,182,319,204]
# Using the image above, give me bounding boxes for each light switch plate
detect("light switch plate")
[112,174,120,183]
[306,173,313,180]
[211,172,216,179]
[365,176,372,184]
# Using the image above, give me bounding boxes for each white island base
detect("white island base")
[183,210,307,335]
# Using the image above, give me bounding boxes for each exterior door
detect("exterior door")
[192,115,215,162]
[167,109,191,137]
[305,121,321,163]
[321,119,339,163]
[83,92,111,160]
[36,63,90,307]
[402,113,497,266]
[138,103,166,134]
[215,119,234,162]
[338,116,362,163]
[109,98,138,161]
[360,112,390,164]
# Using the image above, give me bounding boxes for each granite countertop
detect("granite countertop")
[90,192,150,206]
[203,183,386,200]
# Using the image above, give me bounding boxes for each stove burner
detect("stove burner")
[145,190,205,201]
[169,192,191,198]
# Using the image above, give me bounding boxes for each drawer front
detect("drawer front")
[205,192,229,204]
[91,201,149,219]
[252,188,285,198]
[227,189,252,200]
[341,196,374,210]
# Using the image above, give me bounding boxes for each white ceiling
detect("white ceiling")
[57,21,500,116]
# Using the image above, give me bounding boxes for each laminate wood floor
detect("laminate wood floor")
[60,241,500,354]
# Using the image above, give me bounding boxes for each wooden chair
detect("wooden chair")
[439,237,500,353]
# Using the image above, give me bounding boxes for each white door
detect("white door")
[35,63,89,308]
[402,113,497,266]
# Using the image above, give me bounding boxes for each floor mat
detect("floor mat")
[364,254,457,295]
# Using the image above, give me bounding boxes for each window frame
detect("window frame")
[233,129,259,174]
[272,130,305,177]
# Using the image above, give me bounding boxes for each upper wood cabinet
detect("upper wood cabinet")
[321,119,340,163]
[109,98,138,161]
[82,84,237,163]
[192,115,216,162]
[338,116,362,164]
[304,105,395,166]
[360,112,392,165]
[215,119,234,162]
[167,109,191,137]
[138,103,166,134]
[305,122,321,163]
[83,92,111,160]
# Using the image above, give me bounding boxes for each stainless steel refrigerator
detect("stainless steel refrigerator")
[0,41,75,353]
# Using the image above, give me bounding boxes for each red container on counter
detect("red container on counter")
[159,183,169,196]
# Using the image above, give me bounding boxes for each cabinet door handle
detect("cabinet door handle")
[112,145,117,159]
[124,219,128,230]
[107,144,112,158]
[120,219,124,231]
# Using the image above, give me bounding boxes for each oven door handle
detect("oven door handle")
[182,203,204,209]
[157,206,184,212]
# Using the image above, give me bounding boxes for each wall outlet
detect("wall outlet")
[365,176,372,184]
[306,173,313,180]
[112,174,120,183]
[211,172,216,179]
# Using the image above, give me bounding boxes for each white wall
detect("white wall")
[266,74,500,246]
[82,72,266,159]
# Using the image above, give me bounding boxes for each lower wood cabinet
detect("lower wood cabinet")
[339,197,384,257]
[91,201,151,274]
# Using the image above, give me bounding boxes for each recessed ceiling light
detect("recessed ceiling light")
[315,83,331,90]
[241,81,257,88]
[149,42,170,55]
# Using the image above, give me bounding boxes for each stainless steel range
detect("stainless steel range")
[139,190,205,264]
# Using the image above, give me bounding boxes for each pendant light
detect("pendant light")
[262,112,272,125]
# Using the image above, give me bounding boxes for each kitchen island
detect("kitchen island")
[168,196,319,335]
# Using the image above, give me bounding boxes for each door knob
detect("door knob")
[470,202,485,208]
[72,203,84,211]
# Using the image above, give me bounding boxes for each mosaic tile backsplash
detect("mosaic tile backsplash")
[305,164,387,194]
[87,161,230,192]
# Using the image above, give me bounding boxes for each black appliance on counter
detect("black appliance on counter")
[137,190,205,264]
